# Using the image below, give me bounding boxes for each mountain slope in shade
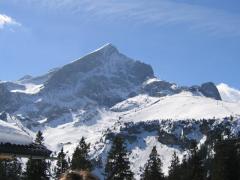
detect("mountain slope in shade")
[0,43,223,127]
[0,44,155,127]
[217,83,240,103]
[43,43,154,107]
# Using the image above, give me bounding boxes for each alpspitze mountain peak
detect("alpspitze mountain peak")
[93,43,119,55]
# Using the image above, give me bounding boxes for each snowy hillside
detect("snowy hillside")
[115,92,240,121]
[41,83,240,153]
[43,91,240,178]
[217,83,240,103]
[0,44,240,179]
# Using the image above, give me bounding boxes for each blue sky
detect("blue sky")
[0,0,240,88]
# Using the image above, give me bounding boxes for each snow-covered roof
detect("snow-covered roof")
[0,120,32,145]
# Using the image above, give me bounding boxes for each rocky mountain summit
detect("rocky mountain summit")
[0,44,223,124]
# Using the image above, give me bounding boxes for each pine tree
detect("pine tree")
[198,143,212,180]
[71,137,92,171]
[0,160,6,179]
[105,136,134,180]
[212,139,239,180]
[141,146,164,180]
[168,152,180,180]
[24,131,50,180]
[54,147,69,179]
[24,158,49,180]
[179,154,191,180]
[35,131,44,145]
[189,141,204,180]
[0,158,22,180]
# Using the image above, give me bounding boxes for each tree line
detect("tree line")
[0,131,240,180]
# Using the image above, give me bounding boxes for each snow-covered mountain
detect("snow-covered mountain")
[0,43,240,179]
[217,83,240,103]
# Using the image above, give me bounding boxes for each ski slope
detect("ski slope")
[44,91,240,152]
[118,92,240,122]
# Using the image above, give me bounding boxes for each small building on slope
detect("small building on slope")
[0,119,52,160]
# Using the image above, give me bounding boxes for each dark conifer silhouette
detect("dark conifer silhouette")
[71,137,92,171]
[54,147,69,179]
[105,136,134,180]
[141,146,164,180]
[0,158,22,180]
[24,131,50,180]
[212,139,240,180]
[35,131,44,145]
[168,152,180,180]
[189,141,204,180]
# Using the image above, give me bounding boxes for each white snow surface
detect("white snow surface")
[11,83,43,94]
[217,83,240,103]
[44,109,118,152]
[128,134,183,179]
[111,94,159,112]
[0,120,32,145]
[117,92,240,121]
[143,77,161,85]
[42,91,240,179]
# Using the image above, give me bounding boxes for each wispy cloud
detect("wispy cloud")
[76,0,240,36]
[15,0,240,36]
[0,14,21,29]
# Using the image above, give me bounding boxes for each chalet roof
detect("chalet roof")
[0,142,52,159]
[0,117,54,160]
[0,119,33,145]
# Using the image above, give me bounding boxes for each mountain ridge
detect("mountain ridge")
[0,44,234,121]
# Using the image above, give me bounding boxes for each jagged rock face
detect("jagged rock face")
[18,69,58,85]
[0,44,156,124]
[142,80,180,97]
[0,112,8,121]
[0,81,25,91]
[142,79,222,100]
[0,44,226,128]
[0,84,18,112]
[130,61,154,83]
[108,118,237,151]
[200,82,222,100]
[188,82,222,100]
[44,44,154,106]
[18,75,33,82]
